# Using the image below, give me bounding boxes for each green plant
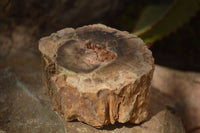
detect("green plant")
[133,0,200,47]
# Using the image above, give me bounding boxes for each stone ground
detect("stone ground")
[0,25,200,133]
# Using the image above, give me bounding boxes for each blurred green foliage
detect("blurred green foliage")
[133,0,200,47]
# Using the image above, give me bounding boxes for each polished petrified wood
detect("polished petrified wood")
[39,24,154,128]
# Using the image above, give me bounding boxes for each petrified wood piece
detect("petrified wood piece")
[39,24,154,128]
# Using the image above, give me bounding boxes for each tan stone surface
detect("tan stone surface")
[152,66,200,133]
[39,24,154,127]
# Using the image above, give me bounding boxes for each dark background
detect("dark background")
[1,0,200,71]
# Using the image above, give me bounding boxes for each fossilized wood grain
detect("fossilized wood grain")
[39,24,154,128]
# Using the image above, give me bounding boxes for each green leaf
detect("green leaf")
[134,5,170,36]
[134,0,200,46]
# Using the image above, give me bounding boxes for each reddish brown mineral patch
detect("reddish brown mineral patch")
[83,40,116,64]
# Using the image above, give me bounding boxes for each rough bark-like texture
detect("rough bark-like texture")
[64,110,185,133]
[39,24,154,128]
